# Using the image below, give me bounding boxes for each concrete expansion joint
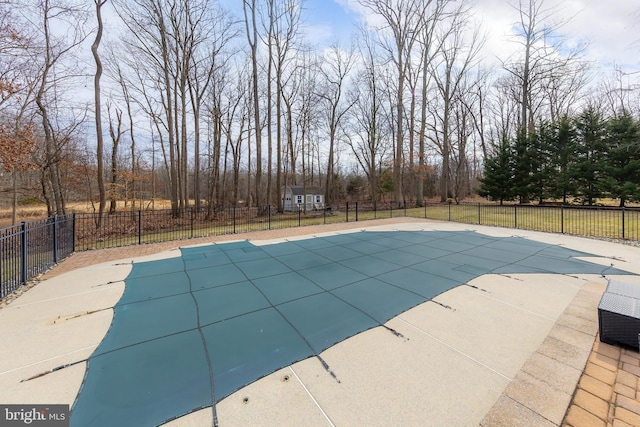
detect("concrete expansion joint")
[398,316,512,382]
[288,366,336,427]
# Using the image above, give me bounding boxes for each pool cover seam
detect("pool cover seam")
[485,242,586,276]
[201,232,470,382]
[263,234,501,339]
[182,256,219,427]
[224,249,340,378]
[236,238,427,338]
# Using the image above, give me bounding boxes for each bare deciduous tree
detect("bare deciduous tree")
[106,102,125,214]
[243,0,264,210]
[504,0,585,133]
[114,0,219,215]
[347,27,390,201]
[31,0,89,215]
[113,0,180,214]
[358,0,429,205]
[430,5,483,201]
[415,0,451,204]
[92,0,107,226]
[317,42,357,204]
[270,0,303,211]
[187,6,236,210]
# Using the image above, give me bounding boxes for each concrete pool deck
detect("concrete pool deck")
[2,218,640,426]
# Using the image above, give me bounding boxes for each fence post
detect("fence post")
[233,207,237,234]
[622,206,626,240]
[190,207,194,238]
[298,208,301,227]
[72,213,76,252]
[356,201,359,222]
[478,203,481,225]
[390,202,393,218]
[20,221,27,286]
[374,200,377,219]
[404,201,407,216]
[138,210,142,245]
[268,205,271,230]
[561,205,564,234]
[424,203,427,219]
[53,216,58,263]
[514,205,517,229]
[448,203,451,222]
[346,202,349,222]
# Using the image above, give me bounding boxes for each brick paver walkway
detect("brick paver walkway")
[564,339,640,427]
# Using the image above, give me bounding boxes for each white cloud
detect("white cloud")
[473,0,640,71]
[561,1,640,69]
[334,0,396,29]
[301,22,336,44]
[171,0,636,90]
[337,0,639,73]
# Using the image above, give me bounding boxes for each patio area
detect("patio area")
[2,218,640,426]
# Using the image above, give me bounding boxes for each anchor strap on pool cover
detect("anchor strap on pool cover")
[69,230,632,426]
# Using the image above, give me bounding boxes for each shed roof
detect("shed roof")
[286,186,324,196]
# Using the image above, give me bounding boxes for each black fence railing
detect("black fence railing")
[412,203,640,241]
[72,202,404,250]
[0,215,74,299]
[2,202,640,299]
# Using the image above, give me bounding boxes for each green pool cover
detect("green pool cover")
[70,230,632,426]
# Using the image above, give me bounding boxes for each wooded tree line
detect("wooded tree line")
[479,109,640,206]
[0,0,638,225]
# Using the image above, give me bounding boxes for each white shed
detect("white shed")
[282,186,325,211]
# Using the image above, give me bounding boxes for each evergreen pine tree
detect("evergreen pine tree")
[512,129,534,203]
[529,122,556,203]
[571,107,608,205]
[552,116,578,203]
[600,111,640,207]
[477,134,514,205]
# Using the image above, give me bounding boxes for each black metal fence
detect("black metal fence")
[0,215,74,298]
[2,202,640,299]
[420,203,640,241]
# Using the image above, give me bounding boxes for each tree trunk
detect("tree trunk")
[92,0,107,225]
[395,65,404,206]
[110,137,118,214]
[243,0,263,212]
[11,170,17,225]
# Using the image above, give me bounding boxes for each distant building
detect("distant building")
[282,186,325,211]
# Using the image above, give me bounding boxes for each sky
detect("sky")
[297,0,640,77]
[472,0,640,71]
